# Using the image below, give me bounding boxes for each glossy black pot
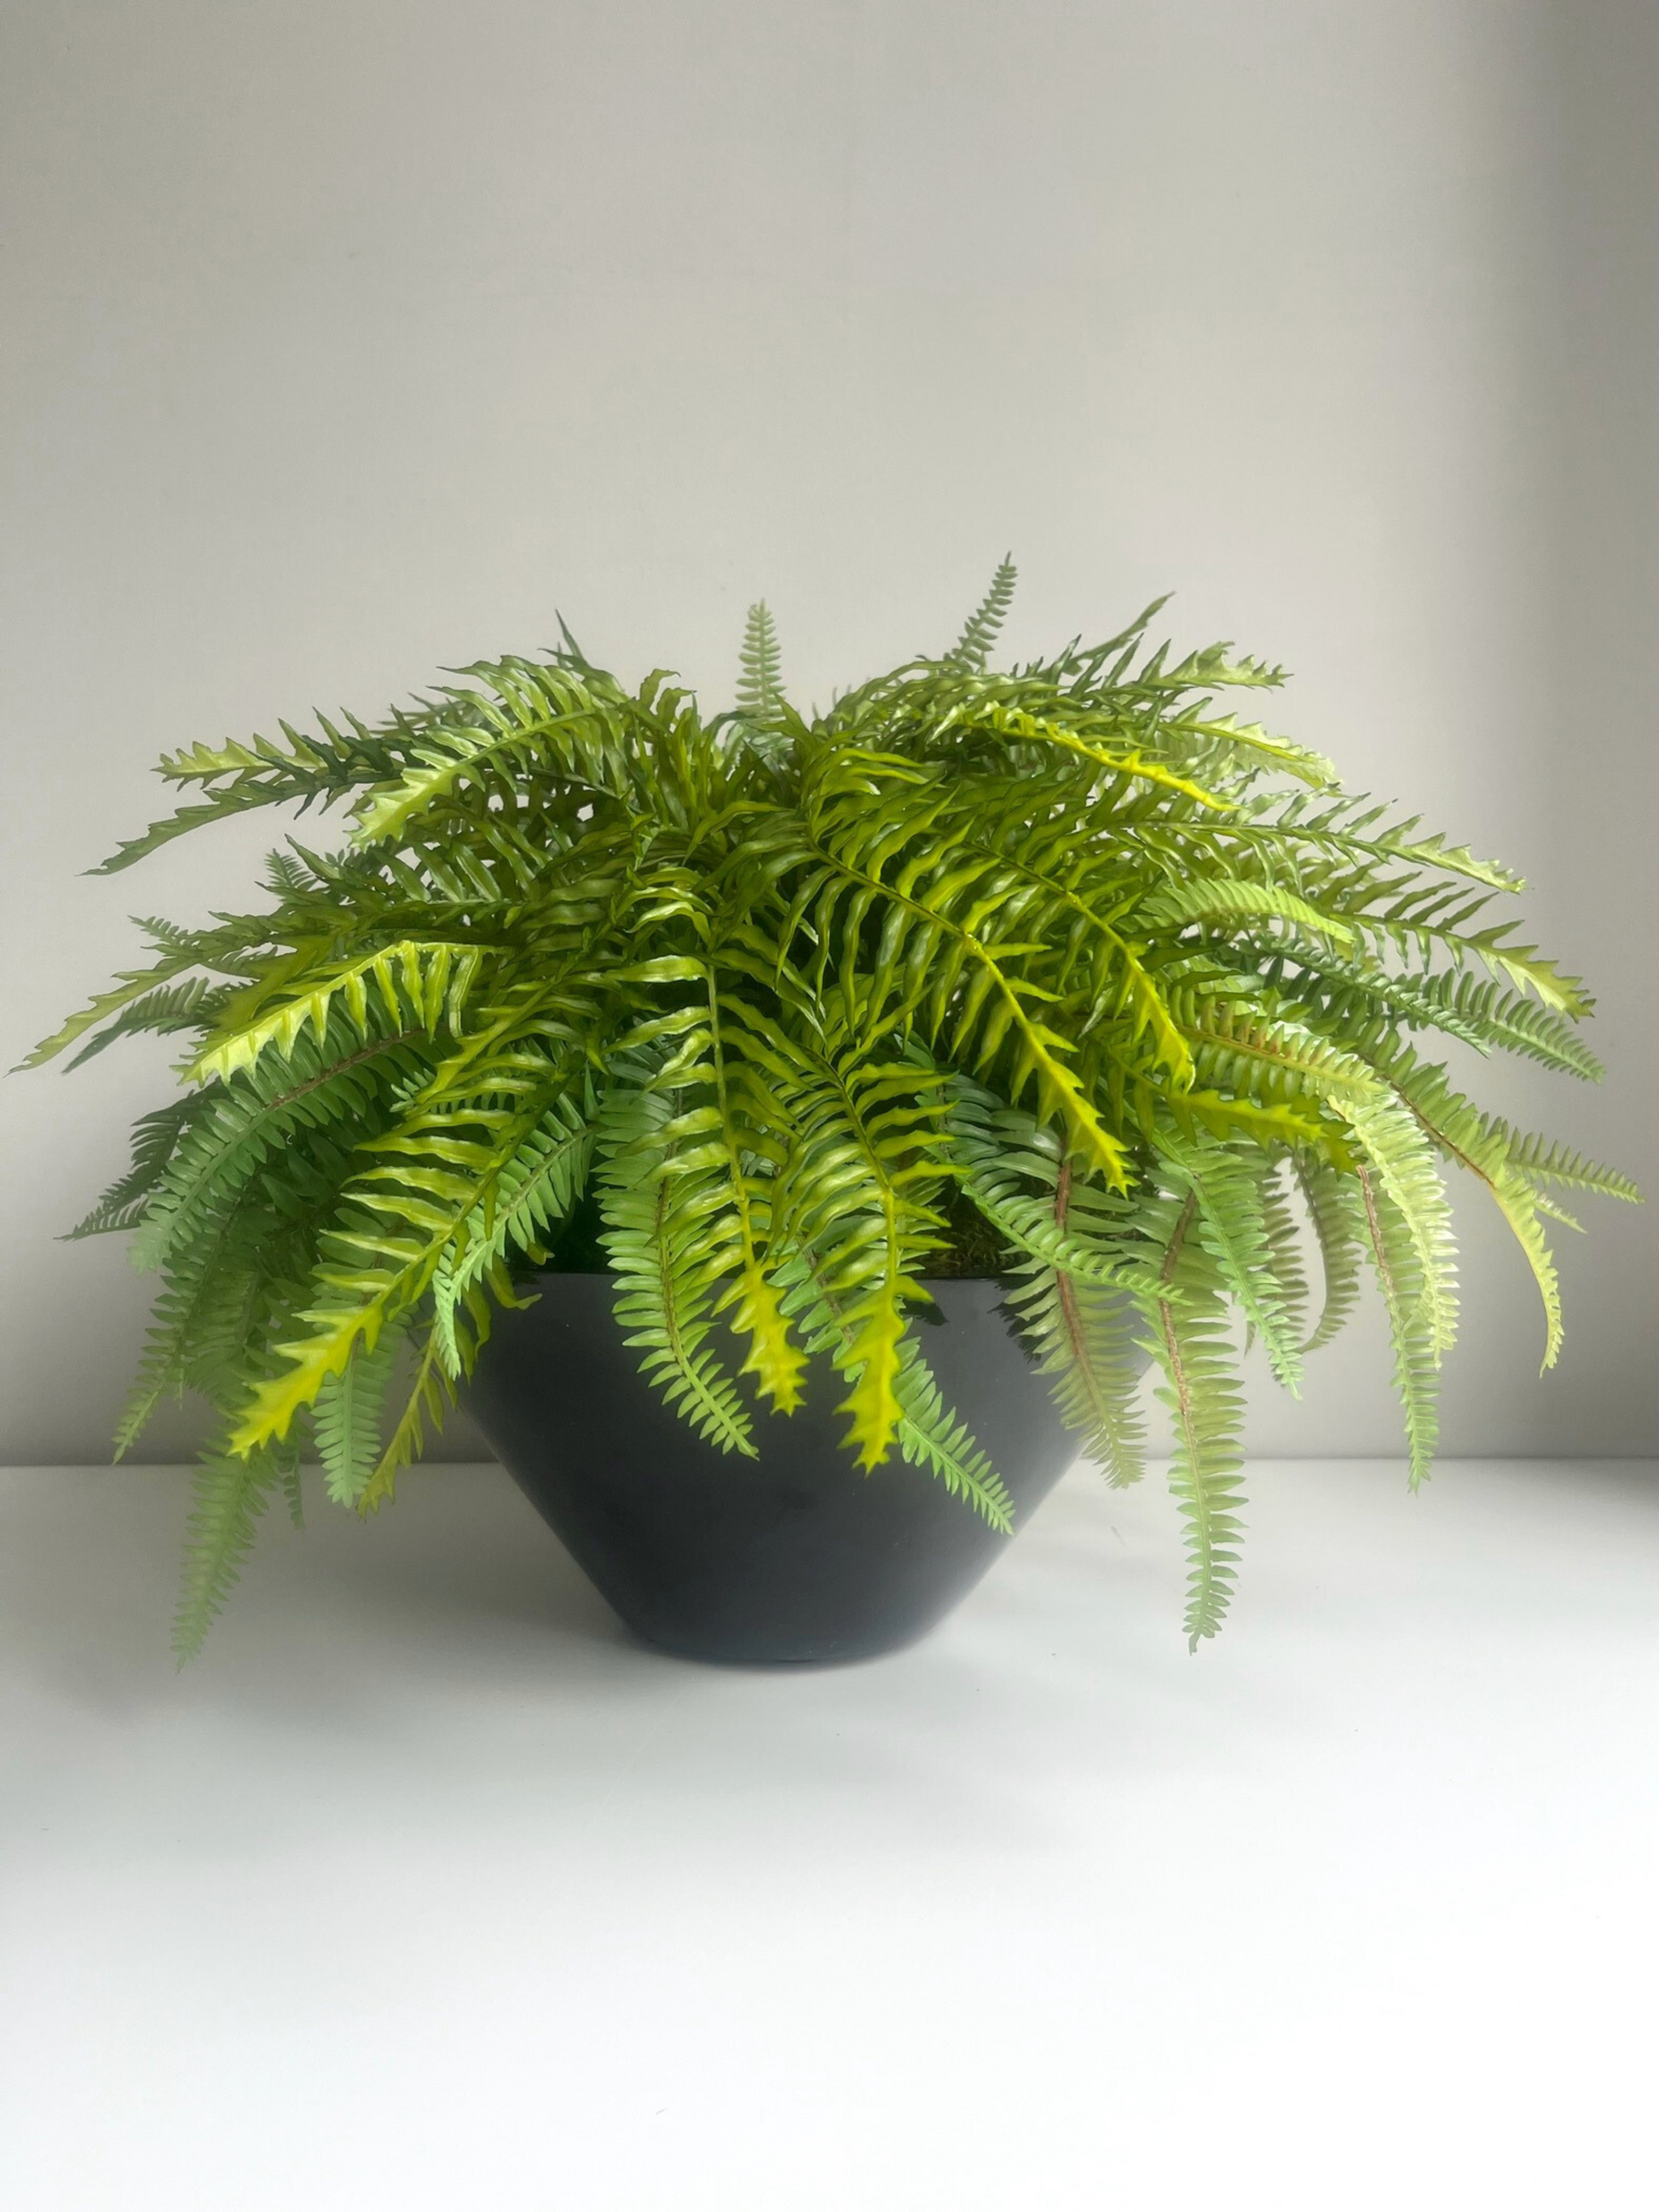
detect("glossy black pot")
[465,1273,1081,1666]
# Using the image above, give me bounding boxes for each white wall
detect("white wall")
[3,0,1652,1464]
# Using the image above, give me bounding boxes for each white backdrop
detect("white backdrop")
[3,0,1652,1464]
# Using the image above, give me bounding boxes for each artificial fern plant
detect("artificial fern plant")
[26,562,1636,1655]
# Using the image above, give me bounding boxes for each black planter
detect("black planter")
[465,1273,1083,1666]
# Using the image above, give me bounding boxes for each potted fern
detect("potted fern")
[26,564,1636,1662]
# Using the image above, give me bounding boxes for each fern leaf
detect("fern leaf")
[1294,1156,1366,1351]
[1142,1193,1247,1648]
[1144,874,1356,948]
[1010,1262,1147,1487]
[174,1444,292,1660]
[736,601,787,736]
[313,1328,402,1505]
[1256,1157,1312,1357]
[1502,1130,1643,1204]
[188,939,477,1085]
[448,1089,595,1296]
[945,556,1018,672]
[280,1458,306,1528]
[1340,1092,1459,1361]
[772,1249,1014,1527]
[1353,1164,1440,1486]
[62,976,232,1070]
[64,1097,207,1240]
[593,1083,758,1457]
[1155,1128,1304,1394]
[18,951,200,1070]
[887,1340,1015,1528]
[357,1326,456,1512]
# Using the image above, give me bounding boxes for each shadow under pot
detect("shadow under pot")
[464,1273,1092,1667]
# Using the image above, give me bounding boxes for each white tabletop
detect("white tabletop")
[4,1454,1656,2211]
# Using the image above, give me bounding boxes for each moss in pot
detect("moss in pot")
[25,563,1637,1660]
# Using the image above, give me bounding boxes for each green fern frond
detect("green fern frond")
[357,1325,455,1512]
[1155,1129,1304,1393]
[889,1343,1016,1528]
[945,556,1018,672]
[61,976,233,1070]
[1257,1158,1311,1352]
[593,1082,758,1457]
[1273,953,1604,1080]
[65,1096,210,1240]
[1353,1164,1441,1486]
[18,949,203,1070]
[1339,1092,1460,1361]
[736,601,787,736]
[228,1079,562,1456]
[1361,1054,1563,1369]
[174,1442,294,1660]
[448,1089,596,1297]
[1144,875,1355,948]
[1140,1190,1248,1648]
[1502,1129,1643,1203]
[313,1326,402,1505]
[349,660,639,848]
[188,939,480,1085]
[1009,1258,1147,1488]
[131,1023,425,1273]
[1294,1155,1366,1351]
[946,1080,1131,1281]
[771,1249,1014,1527]
[113,1197,272,1456]
[769,1019,954,1467]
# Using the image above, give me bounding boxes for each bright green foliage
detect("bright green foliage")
[30,563,1638,1654]
[595,1080,761,1456]
[314,1327,402,1505]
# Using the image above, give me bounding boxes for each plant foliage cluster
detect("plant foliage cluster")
[27,564,1637,1654]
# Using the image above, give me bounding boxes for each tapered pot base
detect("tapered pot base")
[465,1275,1082,1666]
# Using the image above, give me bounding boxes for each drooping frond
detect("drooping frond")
[1353,1163,1441,1486]
[313,1325,402,1505]
[1339,1091,1460,1363]
[349,1325,455,1513]
[1135,1187,1249,1648]
[772,1246,1014,1527]
[1155,1127,1304,1394]
[224,1045,593,1459]
[446,1088,595,1301]
[132,1021,428,1273]
[888,1342,1016,1529]
[593,1080,758,1456]
[174,1443,294,1660]
[767,1013,952,1467]
[1256,1158,1312,1353]
[945,1077,1148,1484]
[1012,1263,1148,1488]
[1294,1155,1366,1351]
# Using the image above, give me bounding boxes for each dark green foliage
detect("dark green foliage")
[30,562,1637,1654]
